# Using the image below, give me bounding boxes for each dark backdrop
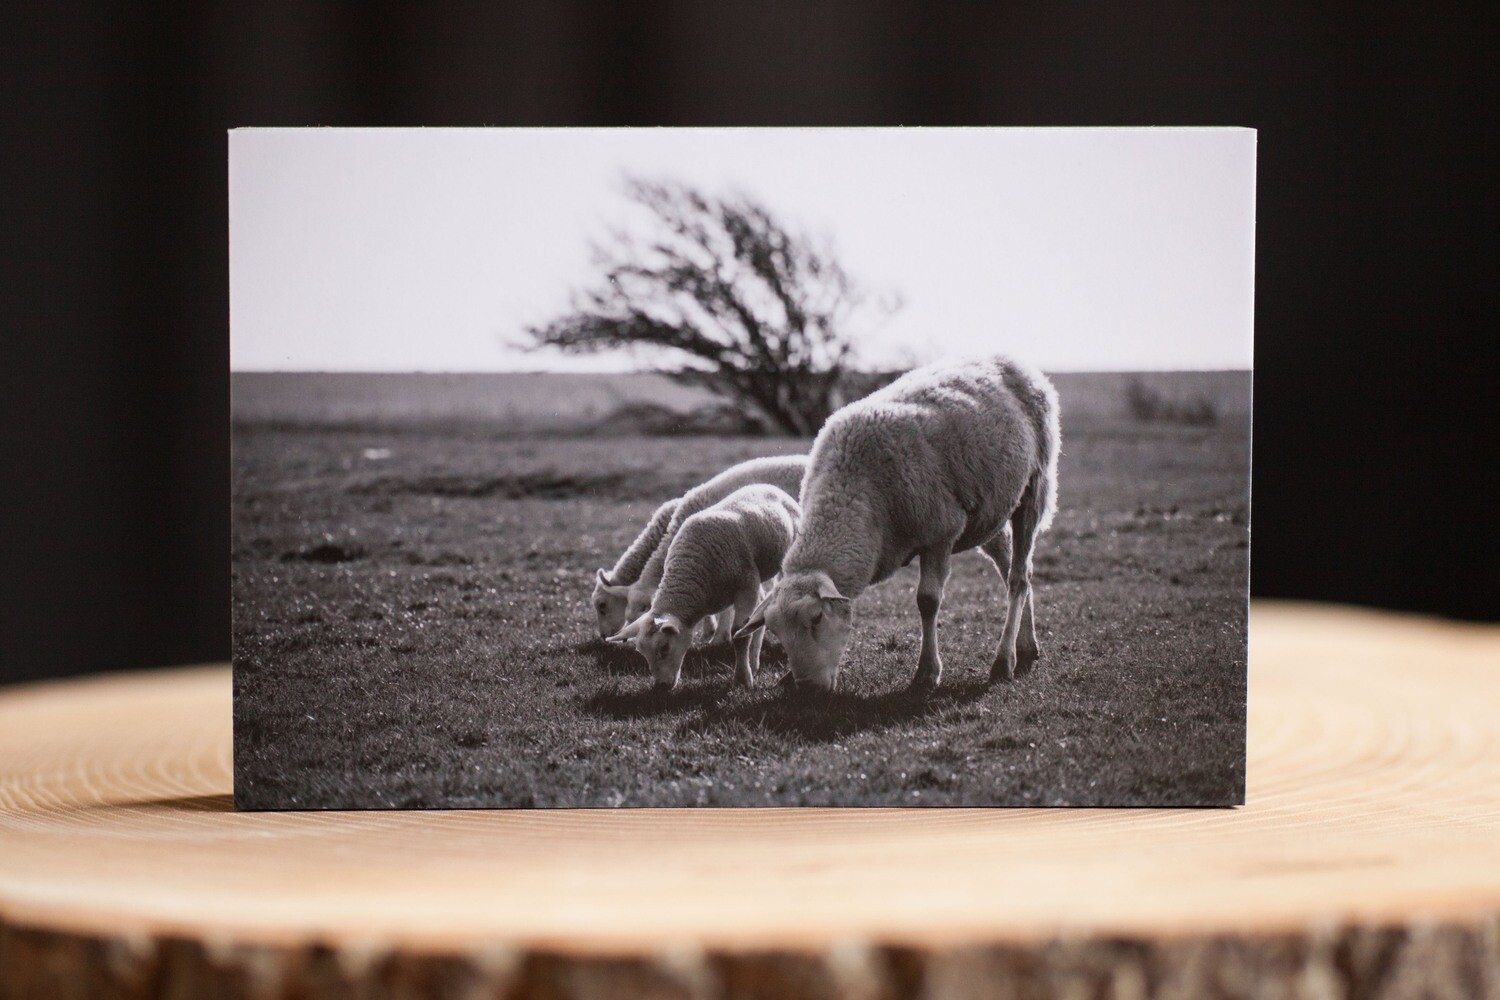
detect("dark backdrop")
[2,2,1495,685]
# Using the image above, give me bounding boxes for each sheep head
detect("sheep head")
[591,569,633,638]
[610,611,692,690]
[622,579,656,630]
[737,571,852,690]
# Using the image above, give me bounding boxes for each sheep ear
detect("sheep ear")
[732,612,765,639]
[597,569,630,596]
[815,576,850,605]
[733,595,772,639]
[608,612,650,643]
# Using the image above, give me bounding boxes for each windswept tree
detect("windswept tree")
[524,177,900,435]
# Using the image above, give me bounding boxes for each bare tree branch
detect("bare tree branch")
[522,176,901,435]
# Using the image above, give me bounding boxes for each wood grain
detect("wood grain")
[2,602,1498,998]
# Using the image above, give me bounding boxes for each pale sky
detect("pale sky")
[230,127,1255,373]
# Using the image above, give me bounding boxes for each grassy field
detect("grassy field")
[232,373,1249,809]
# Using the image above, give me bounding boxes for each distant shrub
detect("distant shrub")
[1125,378,1218,426]
[599,369,908,438]
[598,401,769,437]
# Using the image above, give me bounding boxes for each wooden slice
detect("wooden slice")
[2,602,1499,999]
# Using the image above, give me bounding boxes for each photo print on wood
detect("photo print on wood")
[231,127,1255,809]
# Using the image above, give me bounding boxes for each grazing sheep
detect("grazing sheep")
[621,455,809,632]
[736,356,1060,691]
[592,498,679,638]
[610,484,800,690]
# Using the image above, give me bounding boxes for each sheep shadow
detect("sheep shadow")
[571,637,647,676]
[570,635,784,680]
[675,677,996,744]
[577,642,785,718]
[577,681,731,720]
[579,652,992,742]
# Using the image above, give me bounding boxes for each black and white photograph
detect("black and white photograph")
[231,127,1255,809]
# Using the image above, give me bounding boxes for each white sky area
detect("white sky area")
[230,128,1255,373]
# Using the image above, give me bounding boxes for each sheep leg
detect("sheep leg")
[978,526,1013,625]
[1013,587,1038,676]
[980,526,1033,664]
[991,478,1042,683]
[699,615,719,643]
[730,583,763,688]
[911,547,952,691]
[747,626,765,685]
[978,523,1013,581]
[711,605,736,645]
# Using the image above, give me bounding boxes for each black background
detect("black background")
[2,2,1495,686]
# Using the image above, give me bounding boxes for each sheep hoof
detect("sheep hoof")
[908,669,940,695]
[1015,645,1039,677]
[989,658,1015,684]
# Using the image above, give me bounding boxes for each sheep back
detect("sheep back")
[654,484,800,625]
[636,455,809,589]
[606,497,680,584]
[794,356,1059,586]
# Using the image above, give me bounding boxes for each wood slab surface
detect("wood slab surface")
[2,602,1498,998]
